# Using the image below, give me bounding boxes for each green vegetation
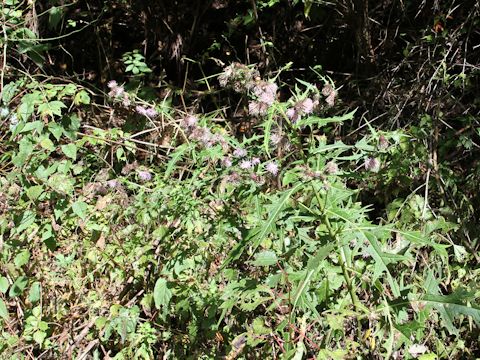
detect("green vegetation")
[0,0,479,359]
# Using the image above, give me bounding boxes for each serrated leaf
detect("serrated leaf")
[422,292,480,328]
[48,123,64,140]
[164,144,189,180]
[37,101,66,117]
[74,90,91,105]
[224,183,303,267]
[295,109,356,129]
[251,251,278,267]
[20,120,44,134]
[61,143,77,160]
[153,278,172,310]
[365,232,401,297]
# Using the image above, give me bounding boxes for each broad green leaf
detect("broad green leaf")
[26,185,44,201]
[72,201,88,220]
[74,90,91,105]
[40,137,55,151]
[15,210,36,234]
[9,276,28,297]
[33,331,47,345]
[153,278,172,310]
[0,299,9,321]
[48,6,63,30]
[28,282,41,303]
[48,123,64,140]
[2,82,18,103]
[14,250,30,268]
[0,277,9,293]
[20,120,44,134]
[251,251,278,267]
[48,173,74,195]
[37,101,66,117]
[61,143,77,160]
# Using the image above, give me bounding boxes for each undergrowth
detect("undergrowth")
[0,1,479,359]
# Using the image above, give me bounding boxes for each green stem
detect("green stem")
[312,185,361,313]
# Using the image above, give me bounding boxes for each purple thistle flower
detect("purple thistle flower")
[364,157,381,173]
[227,172,241,185]
[233,148,247,158]
[112,86,125,98]
[122,94,131,107]
[286,108,295,119]
[270,133,282,146]
[299,98,314,114]
[239,159,253,170]
[325,161,339,175]
[107,80,118,89]
[106,179,119,188]
[222,157,233,168]
[322,84,334,97]
[326,92,336,107]
[248,100,268,116]
[265,161,279,176]
[138,170,152,181]
[182,115,198,128]
[258,91,275,106]
[251,157,261,165]
[145,107,158,118]
[135,105,148,116]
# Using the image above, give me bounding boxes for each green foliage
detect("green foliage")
[0,1,479,359]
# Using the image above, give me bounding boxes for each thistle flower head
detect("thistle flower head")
[265,161,279,175]
[122,94,131,107]
[325,91,337,107]
[364,157,381,172]
[239,159,253,170]
[107,80,118,89]
[248,100,268,116]
[233,148,247,158]
[138,170,152,181]
[321,84,334,97]
[221,157,232,168]
[378,134,389,150]
[106,179,119,188]
[325,161,339,175]
[270,132,282,146]
[251,157,261,165]
[145,107,158,118]
[182,115,198,128]
[108,85,125,98]
[135,105,148,116]
[299,98,314,114]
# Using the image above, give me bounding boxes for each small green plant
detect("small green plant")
[122,50,152,76]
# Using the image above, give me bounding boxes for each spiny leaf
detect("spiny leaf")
[223,183,303,267]
[295,109,356,129]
